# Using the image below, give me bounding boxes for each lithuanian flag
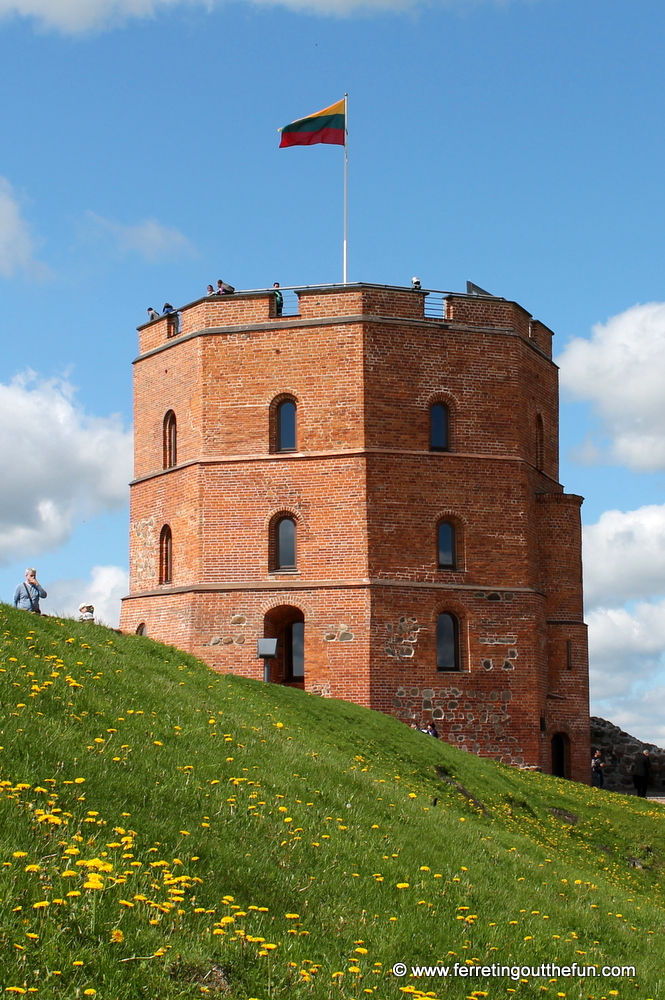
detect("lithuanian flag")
[279,99,346,148]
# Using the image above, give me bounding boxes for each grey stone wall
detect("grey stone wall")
[591,717,665,794]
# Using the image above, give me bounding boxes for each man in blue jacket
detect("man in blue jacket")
[13,568,47,614]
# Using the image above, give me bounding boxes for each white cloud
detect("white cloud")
[582,503,665,743]
[0,0,186,32]
[45,564,128,628]
[583,504,665,608]
[588,599,665,745]
[84,212,196,263]
[594,686,665,747]
[0,177,49,280]
[0,372,132,563]
[0,0,534,32]
[558,302,665,472]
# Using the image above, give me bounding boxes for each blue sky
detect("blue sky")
[2,0,665,742]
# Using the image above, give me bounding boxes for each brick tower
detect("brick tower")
[120,283,590,781]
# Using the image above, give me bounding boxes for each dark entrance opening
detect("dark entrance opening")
[551,733,568,778]
[262,606,305,687]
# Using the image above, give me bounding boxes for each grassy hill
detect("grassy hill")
[0,607,663,1000]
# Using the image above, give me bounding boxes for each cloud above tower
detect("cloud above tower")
[0,373,132,563]
[82,213,196,263]
[0,0,537,33]
[558,301,665,472]
[0,178,49,280]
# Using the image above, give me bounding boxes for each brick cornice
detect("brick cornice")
[122,579,543,600]
[133,315,556,365]
[130,450,563,487]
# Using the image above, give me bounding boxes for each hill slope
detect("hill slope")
[0,606,663,999]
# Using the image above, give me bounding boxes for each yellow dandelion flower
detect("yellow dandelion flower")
[396,883,410,889]
[110,930,124,943]
[285,913,300,919]
[33,901,49,909]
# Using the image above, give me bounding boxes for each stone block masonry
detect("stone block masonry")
[121,282,590,782]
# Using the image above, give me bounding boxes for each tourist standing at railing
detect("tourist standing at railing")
[206,284,215,296]
[216,279,235,294]
[162,303,176,314]
[273,282,283,316]
[146,307,160,322]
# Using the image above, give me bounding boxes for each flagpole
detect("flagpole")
[343,93,348,284]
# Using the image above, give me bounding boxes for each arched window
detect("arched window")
[536,414,544,471]
[276,400,297,452]
[430,403,449,451]
[436,612,460,671]
[437,521,456,569]
[135,623,147,636]
[159,524,172,584]
[274,516,296,570]
[163,411,177,469]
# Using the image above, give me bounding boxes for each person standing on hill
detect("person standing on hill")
[13,568,47,614]
[591,749,605,788]
[632,749,651,797]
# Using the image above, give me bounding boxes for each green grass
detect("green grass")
[0,606,663,1000]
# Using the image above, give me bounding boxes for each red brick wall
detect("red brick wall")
[122,283,590,782]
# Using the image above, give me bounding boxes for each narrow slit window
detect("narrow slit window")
[536,414,544,471]
[163,411,177,468]
[276,400,296,452]
[437,522,455,568]
[275,517,296,569]
[159,525,172,584]
[436,612,459,670]
[430,403,449,451]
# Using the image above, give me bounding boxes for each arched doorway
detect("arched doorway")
[263,606,305,687]
[551,733,568,778]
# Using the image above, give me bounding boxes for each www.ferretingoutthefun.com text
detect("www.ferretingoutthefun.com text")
[391,961,636,981]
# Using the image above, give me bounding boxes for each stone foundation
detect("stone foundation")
[591,716,665,795]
